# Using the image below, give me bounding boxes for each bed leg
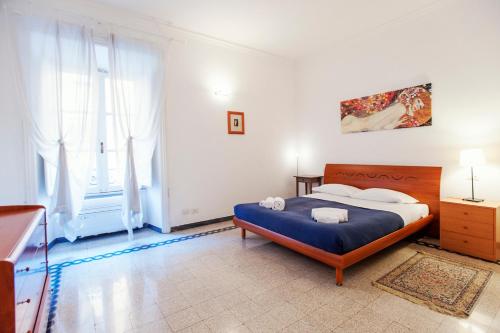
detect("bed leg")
[241,228,246,239]
[336,268,343,286]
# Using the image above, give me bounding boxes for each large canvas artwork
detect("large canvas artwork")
[340,83,432,134]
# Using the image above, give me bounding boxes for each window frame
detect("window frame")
[87,42,122,195]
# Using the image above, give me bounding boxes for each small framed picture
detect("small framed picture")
[227,111,245,135]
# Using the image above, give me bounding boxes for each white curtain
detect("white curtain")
[108,34,165,240]
[8,14,97,241]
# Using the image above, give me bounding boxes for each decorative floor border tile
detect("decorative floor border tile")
[46,225,237,332]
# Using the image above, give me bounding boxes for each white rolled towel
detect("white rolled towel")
[259,197,275,209]
[311,208,348,223]
[272,197,286,211]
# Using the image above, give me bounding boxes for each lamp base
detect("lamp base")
[462,197,484,203]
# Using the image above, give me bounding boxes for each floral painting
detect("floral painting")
[340,83,432,133]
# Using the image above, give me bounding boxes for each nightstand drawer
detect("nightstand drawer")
[441,217,494,240]
[441,202,493,225]
[441,231,495,260]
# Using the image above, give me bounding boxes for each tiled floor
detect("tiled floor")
[49,221,500,333]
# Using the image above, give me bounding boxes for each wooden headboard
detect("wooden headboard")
[324,164,442,237]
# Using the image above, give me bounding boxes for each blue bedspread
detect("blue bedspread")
[234,197,404,255]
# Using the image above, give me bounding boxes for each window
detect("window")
[87,44,122,194]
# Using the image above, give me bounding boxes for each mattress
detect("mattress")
[233,195,429,255]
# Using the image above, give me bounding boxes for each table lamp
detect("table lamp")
[460,148,485,202]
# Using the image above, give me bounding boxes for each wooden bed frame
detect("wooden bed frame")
[233,164,442,286]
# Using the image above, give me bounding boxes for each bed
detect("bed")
[233,164,442,286]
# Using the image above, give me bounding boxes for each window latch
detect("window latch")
[100,142,104,154]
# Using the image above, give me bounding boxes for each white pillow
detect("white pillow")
[311,184,361,197]
[350,188,419,204]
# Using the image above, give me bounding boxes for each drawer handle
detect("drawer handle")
[463,212,469,216]
[16,266,30,273]
[39,222,47,226]
[463,240,468,244]
[463,226,468,230]
[17,298,31,306]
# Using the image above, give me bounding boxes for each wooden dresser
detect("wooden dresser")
[440,198,500,261]
[0,206,50,333]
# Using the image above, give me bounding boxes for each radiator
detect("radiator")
[76,190,148,238]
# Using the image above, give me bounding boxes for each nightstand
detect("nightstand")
[440,198,500,261]
[293,175,323,196]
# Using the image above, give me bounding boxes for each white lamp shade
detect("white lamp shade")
[460,149,485,167]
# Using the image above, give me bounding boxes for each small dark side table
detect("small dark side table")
[294,175,323,196]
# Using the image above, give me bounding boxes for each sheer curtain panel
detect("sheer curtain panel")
[8,14,97,241]
[108,34,165,240]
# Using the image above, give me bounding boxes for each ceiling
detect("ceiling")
[91,0,438,59]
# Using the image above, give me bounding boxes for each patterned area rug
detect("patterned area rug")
[373,252,492,317]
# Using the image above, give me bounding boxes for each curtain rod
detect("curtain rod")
[3,1,185,45]
[3,0,282,59]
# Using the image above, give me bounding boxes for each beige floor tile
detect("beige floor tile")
[386,322,412,333]
[127,319,172,333]
[287,290,323,314]
[181,287,215,305]
[192,297,227,320]
[439,317,491,333]
[215,290,251,308]
[52,319,96,333]
[239,282,266,299]
[129,303,165,328]
[95,318,134,333]
[267,302,305,327]
[165,308,202,331]
[305,304,350,331]
[287,276,319,294]
[244,312,287,333]
[341,277,383,305]
[157,295,191,316]
[321,294,364,317]
[491,310,500,330]
[251,290,285,311]
[204,310,243,332]
[56,301,95,327]
[370,293,443,331]
[230,325,253,333]
[271,284,306,302]
[281,317,330,333]
[177,321,211,333]
[230,300,266,322]
[470,292,500,327]
[335,308,392,333]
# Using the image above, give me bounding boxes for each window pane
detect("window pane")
[95,44,109,73]
[105,78,112,114]
[106,114,117,150]
[61,72,92,112]
[89,169,98,186]
[107,152,121,186]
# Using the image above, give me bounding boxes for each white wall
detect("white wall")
[296,0,500,201]
[0,0,297,233]
[0,15,27,205]
[164,38,297,226]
